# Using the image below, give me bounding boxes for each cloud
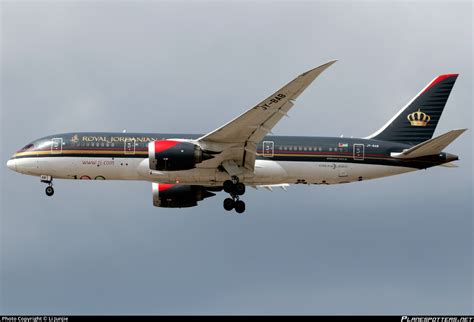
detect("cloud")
[1,1,472,314]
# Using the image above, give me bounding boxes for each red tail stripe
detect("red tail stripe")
[154,140,180,153]
[421,74,458,95]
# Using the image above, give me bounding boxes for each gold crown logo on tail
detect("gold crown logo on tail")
[407,109,431,126]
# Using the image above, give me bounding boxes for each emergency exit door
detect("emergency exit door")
[353,144,365,160]
[263,141,274,157]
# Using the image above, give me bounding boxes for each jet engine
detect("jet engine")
[148,140,213,171]
[152,183,216,208]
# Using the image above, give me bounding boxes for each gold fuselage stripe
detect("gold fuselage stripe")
[13,150,148,157]
[13,149,395,161]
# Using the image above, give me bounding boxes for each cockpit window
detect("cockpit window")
[19,143,34,151]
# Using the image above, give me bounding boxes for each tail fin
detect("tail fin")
[367,74,458,145]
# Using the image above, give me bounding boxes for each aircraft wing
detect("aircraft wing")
[197,60,336,172]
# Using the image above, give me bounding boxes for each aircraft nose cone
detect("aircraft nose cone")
[6,159,16,172]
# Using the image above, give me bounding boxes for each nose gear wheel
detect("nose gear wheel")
[41,176,54,197]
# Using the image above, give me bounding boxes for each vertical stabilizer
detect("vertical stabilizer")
[367,74,458,145]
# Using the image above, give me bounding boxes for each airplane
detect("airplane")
[6,61,467,213]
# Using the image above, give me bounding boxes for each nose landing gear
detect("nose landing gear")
[222,176,246,213]
[41,175,54,197]
[45,185,54,196]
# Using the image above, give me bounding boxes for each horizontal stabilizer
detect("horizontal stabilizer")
[391,129,467,159]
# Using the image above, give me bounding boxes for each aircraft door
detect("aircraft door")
[353,144,365,160]
[263,141,274,157]
[51,138,63,154]
[124,139,136,154]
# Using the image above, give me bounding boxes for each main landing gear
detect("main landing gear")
[41,175,54,197]
[222,176,246,213]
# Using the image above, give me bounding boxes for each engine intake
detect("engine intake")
[148,140,213,171]
[152,183,216,208]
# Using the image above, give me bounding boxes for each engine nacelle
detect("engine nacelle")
[152,183,216,208]
[148,140,213,171]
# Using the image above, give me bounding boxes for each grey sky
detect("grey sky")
[1,0,472,314]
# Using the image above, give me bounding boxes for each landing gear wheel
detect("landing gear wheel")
[235,182,246,195]
[45,186,54,197]
[223,180,234,193]
[222,177,247,213]
[234,200,246,214]
[223,198,235,211]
